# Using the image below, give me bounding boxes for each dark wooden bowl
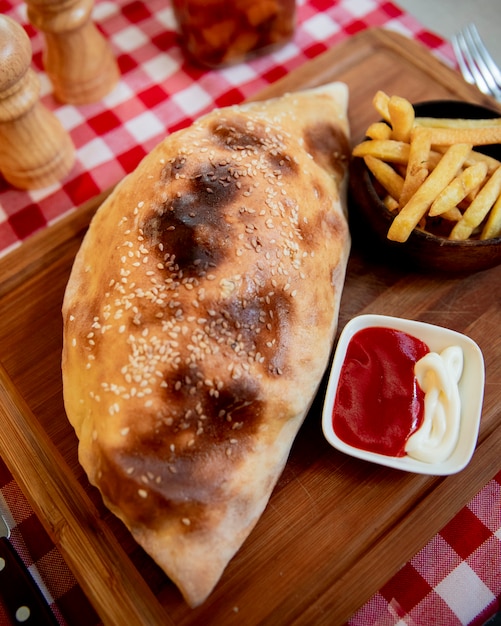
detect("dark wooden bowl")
[349,100,501,274]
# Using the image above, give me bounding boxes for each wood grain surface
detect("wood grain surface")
[1,28,501,626]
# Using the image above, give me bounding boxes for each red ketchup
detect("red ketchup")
[332,327,430,457]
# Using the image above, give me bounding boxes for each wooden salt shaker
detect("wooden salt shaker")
[26,0,120,104]
[0,14,75,189]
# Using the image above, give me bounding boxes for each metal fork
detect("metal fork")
[452,23,501,102]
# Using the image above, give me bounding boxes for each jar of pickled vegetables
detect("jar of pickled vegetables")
[172,0,296,68]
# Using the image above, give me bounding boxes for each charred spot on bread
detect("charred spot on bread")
[210,115,268,152]
[162,364,263,438]
[298,199,348,253]
[160,154,187,180]
[210,114,298,177]
[96,371,264,528]
[97,443,220,529]
[143,162,239,274]
[266,147,298,177]
[303,121,350,180]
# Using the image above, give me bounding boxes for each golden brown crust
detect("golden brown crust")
[62,82,350,607]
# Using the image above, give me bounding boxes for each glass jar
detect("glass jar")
[172,0,296,68]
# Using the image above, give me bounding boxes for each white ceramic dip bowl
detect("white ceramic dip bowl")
[322,314,485,475]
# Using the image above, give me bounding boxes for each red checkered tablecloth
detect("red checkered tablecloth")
[350,471,501,626]
[0,0,454,256]
[1,456,500,625]
[1,1,500,625]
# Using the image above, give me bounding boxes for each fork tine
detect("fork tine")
[453,30,492,96]
[452,33,476,86]
[462,25,501,98]
[467,23,501,89]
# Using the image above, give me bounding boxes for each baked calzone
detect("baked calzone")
[62,82,351,607]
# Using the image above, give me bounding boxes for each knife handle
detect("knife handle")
[0,536,59,625]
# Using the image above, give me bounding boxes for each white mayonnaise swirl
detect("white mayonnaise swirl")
[405,345,463,463]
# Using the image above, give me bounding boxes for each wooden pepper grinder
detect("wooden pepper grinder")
[26,0,120,104]
[0,15,75,189]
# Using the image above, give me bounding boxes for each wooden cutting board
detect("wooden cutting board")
[1,28,501,626]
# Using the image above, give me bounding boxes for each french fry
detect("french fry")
[389,95,415,142]
[480,192,501,239]
[364,155,404,200]
[388,143,472,242]
[400,168,428,209]
[441,207,463,221]
[429,162,488,217]
[352,139,410,164]
[372,90,391,123]
[432,146,499,178]
[415,117,501,129]
[450,166,501,240]
[352,91,501,242]
[463,149,501,176]
[427,150,445,170]
[419,125,501,147]
[366,122,392,140]
[399,129,431,207]
[383,194,400,213]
